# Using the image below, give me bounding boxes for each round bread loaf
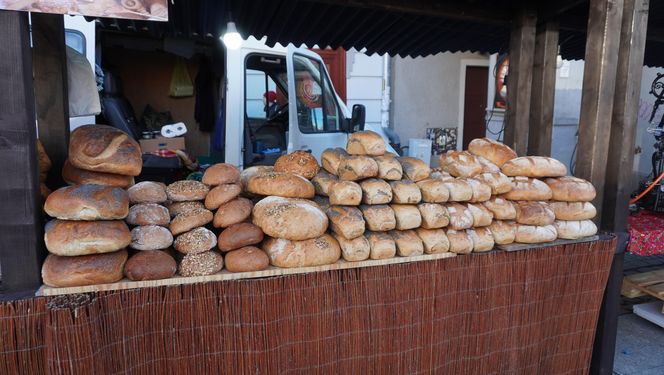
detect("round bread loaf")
[262,234,341,268]
[328,180,362,206]
[202,163,241,186]
[321,148,348,175]
[205,183,242,210]
[178,251,224,276]
[397,157,431,181]
[465,178,491,203]
[373,155,403,180]
[439,177,473,202]
[514,224,557,243]
[418,203,449,229]
[549,201,596,221]
[212,197,253,228]
[360,204,396,232]
[224,246,270,272]
[445,203,473,231]
[389,180,422,204]
[274,150,320,179]
[467,227,494,252]
[416,228,450,254]
[391,204,422,230]
[416,178,449,203]
[218,222,264,252]
[166,180,210,202]
[482,197,516,220]
[240,166,273,190]
[446,229,473,254]
[501,156,567,178]
[126,203,170,226]
[170,208,213,235]
[466,203,493,227]
[124,250,176,281]
[545,176,596,202]
[346,130,386,156]
[334,234,370,261]
[130,225,174,251]
[475,155,501,173]
[390,230,424,257]
[167,201,205,217]
[474,171,512,195]
[45,219,131,256]
[252,196,328,240]
[174,227,217,254]
[127,181,167,204]
[489,220,516,245]
[313,195,331,211]
[62,159,133,188]
[554,220,598,239]
[42,249,128,287]
[246,171,315,198]
[337,155,379,181]
[366,231,396,260]
[468,138,517,167]
[326,206,365,240]
[360,178,393,204]
[44,184,129,221]
[515,201,555,226]
[502,177,553,201]
[439,151,482,177]
[68,125,142,176]
[311,171,338,196]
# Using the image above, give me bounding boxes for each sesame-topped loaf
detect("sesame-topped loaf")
[252,196,328,241]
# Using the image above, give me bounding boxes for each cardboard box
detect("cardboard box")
[139,136,186,153]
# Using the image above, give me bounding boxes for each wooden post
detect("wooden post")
[574,0,624,222]
[527,22,559,156]
[0,11,44,297]
[503,8,537,156]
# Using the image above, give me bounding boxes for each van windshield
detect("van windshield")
[292,54,341,133]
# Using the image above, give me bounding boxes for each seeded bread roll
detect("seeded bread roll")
[397,157,431,181]
[446,229,473,254]
[240,166,273,190]
[439,150,483,177]
[205,183,242,210]
[217,222,264,252]
[466,203,494,227]
[311,171,338,196]
[167,201,205,218]
[439,177,473,202]
[465,178,491,203]
[467,227,494,252]
[328,180,362,206]
[128,181,167,204]
[549,201,597,221]
[475,155,501,173]
[390,230,424,257]
[418,203,450,229]
[126,203,170,226]
[514,224,558,243]
[373,155,403,180]
[391,204,422,230]
[545,176,596,202]
[321,147,348,175]
[389,180,422,204]
[202,163,241,186]
[416,228,450,254]
[337,155,379,181]
[262,234,341,267]
[502,177,553,201]
[246,171,315,198]
[489,220,516,245]
[358,178,392,204]
[482,197,517,220]
[44,184,129,220]
[42,249,128,287]
[326,206,365,240]
[252,196,328,240]
[130,225,174,251]
[178,251,224,277]
[124,250,177,281]
[346,130,386,156]
[62,159,134,188]
[166,180,210,202]
[360,204,396,232]
[366,231,396,260]
[501,156,567,178]
[68,125,142,176]
[224,246,270,272]
[45,220,131,256]
[174,227,217,254]
[554,220,598,239]
[474,171,512,195]
[515,201,555,226]
[416,178,449,203]
[274,150,320,179]
[212,197,253,228]
[445,203,473,230]
[334,234,370,261]
[468,137,517,167]
[170,208,214,235]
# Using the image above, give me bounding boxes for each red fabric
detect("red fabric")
[628,210,664,256]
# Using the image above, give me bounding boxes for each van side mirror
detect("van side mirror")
[349,104,366,132]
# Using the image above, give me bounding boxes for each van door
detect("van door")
[286,46,348,160]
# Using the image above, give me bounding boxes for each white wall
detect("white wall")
[346,49,385,128]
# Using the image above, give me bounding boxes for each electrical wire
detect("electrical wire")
[630,170,664,204]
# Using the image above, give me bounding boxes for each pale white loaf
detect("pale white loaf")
[346,130,386,156]
[446,229,473,254]
[545,176,596,202]
[439,150,482,177]
[467,228,494,252]
[501,156,567,177]
[391,204,422,230]
[467,137,517,167]
[416,178,449,203]
[262,234,341,268]
[360,178,393,205]
[366,231,396,260]
[514,224,557,243]
[397,157,431,181]
[473,171,512,195]
[445,202,474,230]
[311,171,338,196]
[465,178,491,203]
[489,220,516,245]
[373,155,403,180]
[389,180,422,204]
[466,203,493,227]
[483,197,516,220]
[418,203,450,229]
[360,204,396,232]
[328,181,362,206]
[439,178,473,202]
[334,234,370,261]
[416,228,450,254]
[390,230,424,257]
[326,206,365,240]
[502,177,553,201]
[252,196,328,240]
[549,202,596,221]
[337,155,379,181]
[554,220,598,239]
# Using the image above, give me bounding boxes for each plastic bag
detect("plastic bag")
[169,58,194,97]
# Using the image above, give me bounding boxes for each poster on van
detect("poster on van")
[0,0,168,21]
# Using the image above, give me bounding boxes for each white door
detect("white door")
[286,46,348,160]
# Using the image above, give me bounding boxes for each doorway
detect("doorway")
[461,65,489,149]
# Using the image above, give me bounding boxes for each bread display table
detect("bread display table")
[628,210,664,256]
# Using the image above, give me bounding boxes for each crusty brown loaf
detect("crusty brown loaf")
[346,130,386,156]
[334,234,370,261]
[240,166,273,190]
[252,196,328,240]
[360,204,396,232]
[262,234,341,267]
[467,138,517,167]
[178,251,224,276]
[42,249,128,287]
[373,155,403,180]
[311,171,338,196]
[475,155,501,173]
[554,220,598,239]
[202,163,241,186]
[439,150,483,177]
[68,125,142,176]
[204,183,242,210]
[246,171,315,198]
[130,225,174,251]
[337,155,379,181]
[274,150,320,179]
[167,201,205,218]
[416,178,449,203]
[515,201,555,226]
[439,177,473,202]
[360,178,393,204]
[390,230,424,257]
[416,228,450,254]
[545,176,596,202]
[127,181,168,204]
[514,224,557,243]
[174,227,217,254]
[170,208,213,235]
[126,203,170,226]
[482,197,516,220]
[467,228,494,252]
[321,147,348,175]
[391,204,422,230]
[397,157,431,181]
[445,202,473,230]
[489,220,516,245]
[62,159,133,188]
[366,231,396,260]
[124,250,176,281]
[212,197,253,228]
[501,156,567,177]
[502,177,553,201]
[218,222,264,252]
[44,184,129,221]
[389,180,422,204]
[446,229,474,254]
[166,180,210,202]
[45,220,131,256]
[466,203,493,227]
[473,171,512,195]
[328,180,362,206]
[465,178,491,203]
[418,203,450,229]
[224,246,270,272]
[549,202,596,221]
[326,206,365,240]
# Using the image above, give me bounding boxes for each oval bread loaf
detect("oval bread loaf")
[212,197,253,228]
[373,155,403,180]
[253,196,328,240]
[439,150,482,177]
[44,184,129,221]
[502,177,553,201]
[418,203,450,229]
[391,204,422,230]
[62,159,134,188]
[397,157,431,181]
[166,180,210,202]
[68,125,142,176]
[445,203,474,230]
[274,150,320,179]
[346,130,386,156]
[128,181,167,204]
[328,181,362,206]
[240,166,273,190]
[130,225,174,251]
[389,180,422,204]
[416,178,449,203]
[124,250,176,281]
[202,163,241,186]
[467,227,494,252]
[246,171,315,198]
[440,178,473,202]
[366,232,396,260]
[483,197,516,220]
[311,171,338,196]
[321,148,348,175]
[446,229,474,254]
[466,203,493,227]
[170,208,214,235]
[360,178,393,204]
[549,201,596,221]
[205,183,242,210]
[514,201,555,226]
[545,176,596,202]
[416,228,450,254]
[167,201,205,218]
[45,220,131,256]
[337,155,379,181]
[475,155,502,173]
[42,249,128,287]
[224,246,270,272]
[174,227,217,254]
[468,137,517,167]
[390,230,424,257]
[554,220,598,239]
[334,234,370,261]
[474,171,512,195]
[218,222,264,252]
[326,206,365,240]
[514,224,557,243]
[262,234,341,267]
[465,178,491,203]
[360,204,396,232]
[178,251,224,277]
[489,220,516,245]
[126,203,170,226]
[501,156,567,177]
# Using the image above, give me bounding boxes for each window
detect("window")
[245,69,279,119]
[293,54,341,133]
[64,29,86,55]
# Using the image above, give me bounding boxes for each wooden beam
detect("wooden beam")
[503,8,537,156]
[527,22,559,156]
[574,0,624,223]
[0,11,44,296]
[31,13,70,187]
[602,0,649,233]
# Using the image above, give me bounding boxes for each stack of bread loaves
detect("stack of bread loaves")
[545,177,598,239]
